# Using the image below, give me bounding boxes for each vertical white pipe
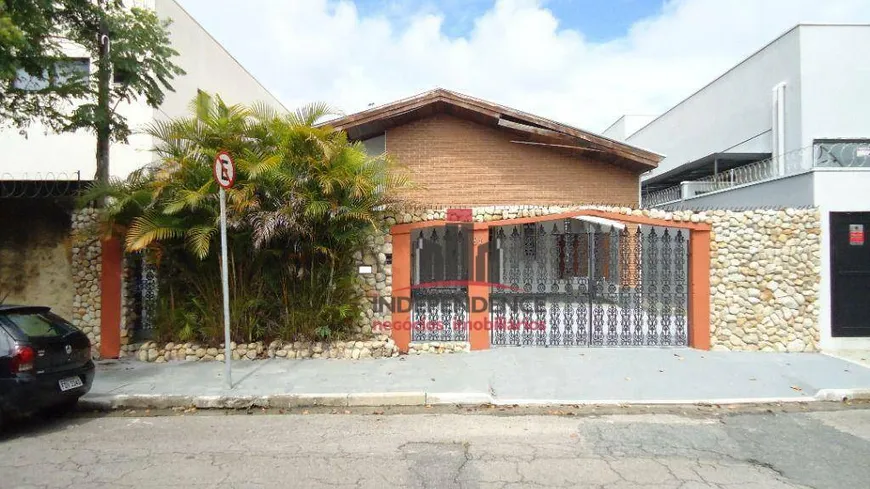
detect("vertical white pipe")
[220,188,232,389]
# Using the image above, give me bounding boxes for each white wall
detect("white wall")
[799,25,870,149]
[814,169,870,349]
[0,0,284,181]
[601,117,627,141]
[601,115,657,142]
[800,27,870,348]
[154,0,285,120]
[630,27,803,181]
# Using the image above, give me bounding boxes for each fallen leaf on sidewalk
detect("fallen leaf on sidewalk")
[302,410,309,415]
[749,377,757,381]
[790,385,803,392]
[674,353,684,361]
[625,377,631,381]
[658,369,665,373]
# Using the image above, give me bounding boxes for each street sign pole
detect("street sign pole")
[213,151,236,389]
[219,187,232,389]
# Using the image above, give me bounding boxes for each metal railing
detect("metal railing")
[0,170,87,198]
[815,141,870,168]
[642,146,814,207]
[643,185,681,207]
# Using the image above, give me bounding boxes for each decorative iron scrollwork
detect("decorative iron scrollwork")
[485,220,689,348]
[646,228,660,346]
[410,225,470,342]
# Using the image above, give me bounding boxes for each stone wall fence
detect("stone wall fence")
[70,207,102,358]
[98,204,819,361]
[353,204,821,353]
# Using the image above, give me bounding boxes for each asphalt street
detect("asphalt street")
[2,406,870,488]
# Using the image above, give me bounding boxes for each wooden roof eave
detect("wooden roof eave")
[322,89,662,170]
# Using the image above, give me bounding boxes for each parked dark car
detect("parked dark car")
[0,305,95,429]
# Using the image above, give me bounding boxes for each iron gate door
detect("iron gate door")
[410,224,472,342]
[488,218,689,347]
[830,212,870,337]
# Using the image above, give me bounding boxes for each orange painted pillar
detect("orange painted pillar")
[688,229,711,350]
[468,224,490,350]
[100,237,122,358]
[390,228,412,353]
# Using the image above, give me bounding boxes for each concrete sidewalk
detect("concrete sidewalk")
[82,348,870,409]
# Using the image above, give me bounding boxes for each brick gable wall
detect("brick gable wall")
[385,113,640,206]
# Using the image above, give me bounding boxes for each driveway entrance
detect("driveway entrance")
[391,209,711,352]
[488,218,689,347]
[830,212,870,337]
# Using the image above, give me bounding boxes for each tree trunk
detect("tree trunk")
[94,9,111,184]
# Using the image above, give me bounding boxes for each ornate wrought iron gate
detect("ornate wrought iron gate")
[410,224,472,342]
[126,252,158,343]
[488,218,688,347]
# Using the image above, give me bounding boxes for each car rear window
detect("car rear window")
[2,312,74,338]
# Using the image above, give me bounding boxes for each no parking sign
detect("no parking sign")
[213,151,236,189]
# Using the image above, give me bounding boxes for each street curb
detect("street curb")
[490,397,817,406]
[814,388,870,401]
[426,393,494,405]
[79,388,870,411]
[80,392,436,410]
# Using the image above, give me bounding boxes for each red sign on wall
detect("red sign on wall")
[446,208,473,222]
[850,224,865,246]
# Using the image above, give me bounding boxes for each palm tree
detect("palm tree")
[81,91,412,343]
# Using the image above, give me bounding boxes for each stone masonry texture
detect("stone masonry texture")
[118,204,820,360]
[70,207,102,358]
[355,204,821,353]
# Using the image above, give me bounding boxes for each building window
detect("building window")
[13,58,90,91]
[814,140,870,168]
[361,134,386,157]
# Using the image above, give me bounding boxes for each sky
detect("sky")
[175,0,870,133]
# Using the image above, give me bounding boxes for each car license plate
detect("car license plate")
[59,376,83,391]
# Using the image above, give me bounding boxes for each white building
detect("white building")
[0,0,284,347]
[0,0,285,182]
[607,24,870,351]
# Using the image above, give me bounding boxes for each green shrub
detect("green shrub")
[84,92,410,344]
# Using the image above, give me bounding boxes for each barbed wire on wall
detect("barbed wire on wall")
[651,204,818,212]
[0,171,90,198]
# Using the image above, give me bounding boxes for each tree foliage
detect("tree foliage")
[1,0,184,179]
[82,92,412,343]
